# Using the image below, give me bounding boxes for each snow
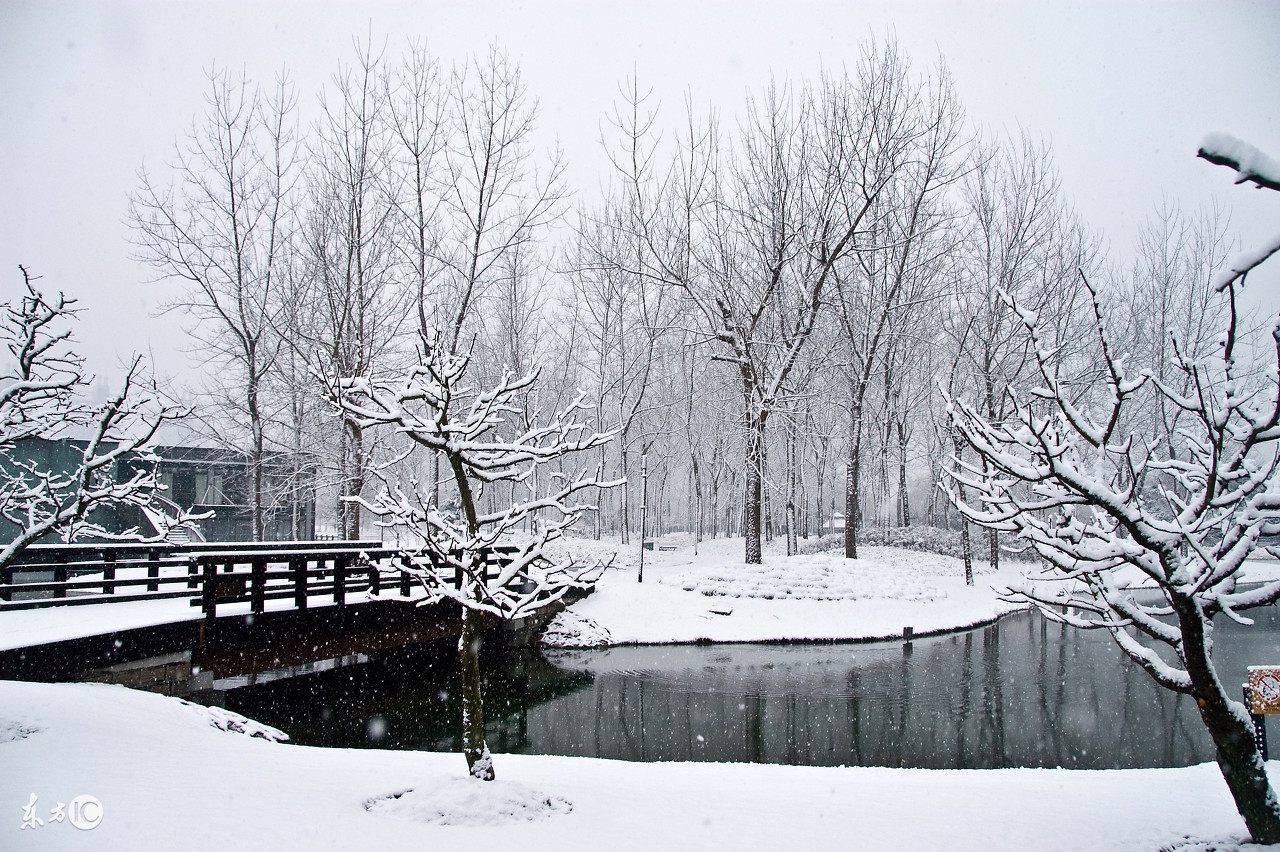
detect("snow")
[1210,231,1280,292]
[2,535,1028,652]
[6,536,1280,847]
[0,596,203,652]
[1200,132,1280,189]
[551,536,1029,645]
[0,587,421,653]
[540,609,612,648]
[365,779,573,826]
[0,678,1268,850]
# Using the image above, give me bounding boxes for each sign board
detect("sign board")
[1248,667,1280,714]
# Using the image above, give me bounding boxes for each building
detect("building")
[152,442,316,541]
[0,431,316,544]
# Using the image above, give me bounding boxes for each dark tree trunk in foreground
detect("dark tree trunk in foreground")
[1174,595,1280,843]
[459,605,493,780]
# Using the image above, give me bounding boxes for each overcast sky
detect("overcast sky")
[1,1,1277,391]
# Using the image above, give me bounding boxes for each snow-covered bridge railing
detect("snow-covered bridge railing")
[0,541,545,622]
[0,541,389,607]
[190,545,404,620]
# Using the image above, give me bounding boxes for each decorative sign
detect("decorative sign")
[1248,667,1280,714]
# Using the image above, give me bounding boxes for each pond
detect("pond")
[218,606,1280,770]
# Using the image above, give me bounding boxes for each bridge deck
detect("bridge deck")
[0,585,436,652]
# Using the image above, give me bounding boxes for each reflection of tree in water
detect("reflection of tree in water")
[222,639,592,751]
[217,607,1274,767]
[523,610,1244,768]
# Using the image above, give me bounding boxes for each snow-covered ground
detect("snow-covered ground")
[543,534,1033,646]
[0,679,1266,850]
[7,537,1280,847]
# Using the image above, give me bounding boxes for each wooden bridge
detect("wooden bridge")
[0,541,573,695]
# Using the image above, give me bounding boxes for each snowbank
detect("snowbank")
[548,536,1030,645]
[0,679,1264,850]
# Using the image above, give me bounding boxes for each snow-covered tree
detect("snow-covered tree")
[944,134,1280,843]
[1,268,184,566]
[325,328,620,780]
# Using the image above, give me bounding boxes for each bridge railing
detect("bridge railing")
[0,541,537,619]
[191,546,405,619]
[0,541,387,608]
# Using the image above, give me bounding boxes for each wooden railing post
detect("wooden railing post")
[334,554,347,606]
[292,556,308,610]
[53,553,68,599]
[251,557,266,615]
[399,555,412,597]
[147,548,161,592]
[102,550,116,595]
[201,558,217,621]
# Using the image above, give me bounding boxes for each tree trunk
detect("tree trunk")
[346,420,364,540]
[459,605,494,780]
[785,424,797,556]
[955,437,973,586]
[762,431,773,544]
[845,401,863,560]
[1171,595,1280,842]
[619,445,630,545]
[248,366,265,542]
[744,408,764,564]
[815,452,825,542]
[844,454,860,559]
[897,416,910,527]
[691,453,703,547]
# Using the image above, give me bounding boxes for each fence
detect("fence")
[0,541,528,621]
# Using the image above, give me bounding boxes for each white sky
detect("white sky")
[1,1,1278,389]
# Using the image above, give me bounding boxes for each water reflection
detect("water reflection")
[222,607,1280,770]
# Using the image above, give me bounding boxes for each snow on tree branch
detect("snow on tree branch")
[1199,133,1280,193]
[321,328,624,617]
[943,220,1280,837]
[1198,134,1280,291]
[0,267,189,567]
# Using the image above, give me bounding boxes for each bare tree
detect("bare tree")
[300,40,408,539]
[946,132,1098,568]
[1,269,184,564]
[835,44,966,558]
[944,135,1280,841]
[130,67,299,540]
[428,46,566,353]
[1124,201,1236,467]
[326,329,619,780]
[602,66,892,564]
[570,197,672,544]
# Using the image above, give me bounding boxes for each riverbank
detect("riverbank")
[543,535,1032,647]
[0,678,1263,850]
[541,534,1280,648]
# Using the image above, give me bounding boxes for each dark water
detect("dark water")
[221,607,1280,770]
